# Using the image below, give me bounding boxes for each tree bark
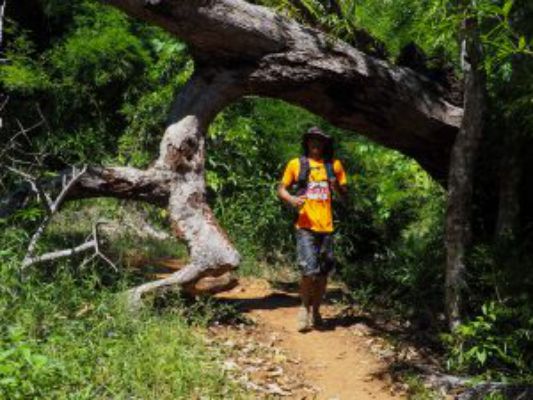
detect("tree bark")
[445,11,486,330]
[0,166,175,218]
[126,71,242,306]
[3,72,243,304]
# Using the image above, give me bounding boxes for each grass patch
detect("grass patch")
[0,206,247,399]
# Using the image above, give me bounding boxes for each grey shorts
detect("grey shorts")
[296,228,335,276]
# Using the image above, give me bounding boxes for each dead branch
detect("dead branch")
[23,239,97,267]
[0,104,48,197]
[0,0,5,57]
[91,220,118,271]
[6,166,52,213]
[0,95,8,113]
[21,166,88,271]
[22,219,117,272]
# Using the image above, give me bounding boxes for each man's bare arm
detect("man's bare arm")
[277,184,305,208]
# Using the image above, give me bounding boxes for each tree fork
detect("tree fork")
[126,71,242,306]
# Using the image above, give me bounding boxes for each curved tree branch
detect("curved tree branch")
[0,166,175,218]
[102,0,463,183]
[4,71,243,303]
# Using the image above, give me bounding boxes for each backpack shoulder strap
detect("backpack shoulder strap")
[325,161,335,180]
[296,156,310,195]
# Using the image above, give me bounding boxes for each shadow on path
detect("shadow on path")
[219,281,367,331]
[220,292,300,311]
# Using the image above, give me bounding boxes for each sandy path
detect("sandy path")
[217,277,405,400]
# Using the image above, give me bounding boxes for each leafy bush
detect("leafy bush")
[0,327,60,399]
[442,302,533,378]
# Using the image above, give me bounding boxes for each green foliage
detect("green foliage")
[0,27,50,93]
[261,0,458,60]
[338,179,445,313]
[117,38,193,168]
[355,0,458,58]
[402,374,443,400]
[2,0,533,389]
[442,302,533,378]
[0,326,58,399]
[48,7,148,87]
[0,0,191,168]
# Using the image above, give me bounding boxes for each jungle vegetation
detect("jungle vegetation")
[0,0,532,398]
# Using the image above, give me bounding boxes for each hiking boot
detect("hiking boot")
[311,309,324,328]
[297,306,311,332]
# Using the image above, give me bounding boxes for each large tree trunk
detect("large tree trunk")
[445,12,486,330]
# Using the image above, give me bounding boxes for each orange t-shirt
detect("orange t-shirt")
[281,157,347,233]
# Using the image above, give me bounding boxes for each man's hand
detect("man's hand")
[278,184,306,208]
[289,195,306,208]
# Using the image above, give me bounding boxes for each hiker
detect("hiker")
[278,126,348,332]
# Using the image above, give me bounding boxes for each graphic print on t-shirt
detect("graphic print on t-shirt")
[306,181,330,201]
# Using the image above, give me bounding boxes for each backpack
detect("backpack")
[295,156,335,196]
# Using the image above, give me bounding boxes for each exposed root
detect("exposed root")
[126,262,239,310]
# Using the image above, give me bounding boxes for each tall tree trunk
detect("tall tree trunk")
[445,9,486,330]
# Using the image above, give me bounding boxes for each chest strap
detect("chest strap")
[296,156,334,195]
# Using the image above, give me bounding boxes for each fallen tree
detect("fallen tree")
[2,0,463,306]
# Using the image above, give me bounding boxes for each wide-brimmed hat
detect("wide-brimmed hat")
[301,126,334,159]
[302,126,333,144]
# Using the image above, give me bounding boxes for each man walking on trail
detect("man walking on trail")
[278,127,348,332]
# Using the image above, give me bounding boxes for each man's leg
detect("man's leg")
[311,274,327,327]
[296,229,319,332]
[311,233,334,327]
[298,275,314,331]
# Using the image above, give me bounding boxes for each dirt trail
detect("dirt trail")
[216,277,406,400]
